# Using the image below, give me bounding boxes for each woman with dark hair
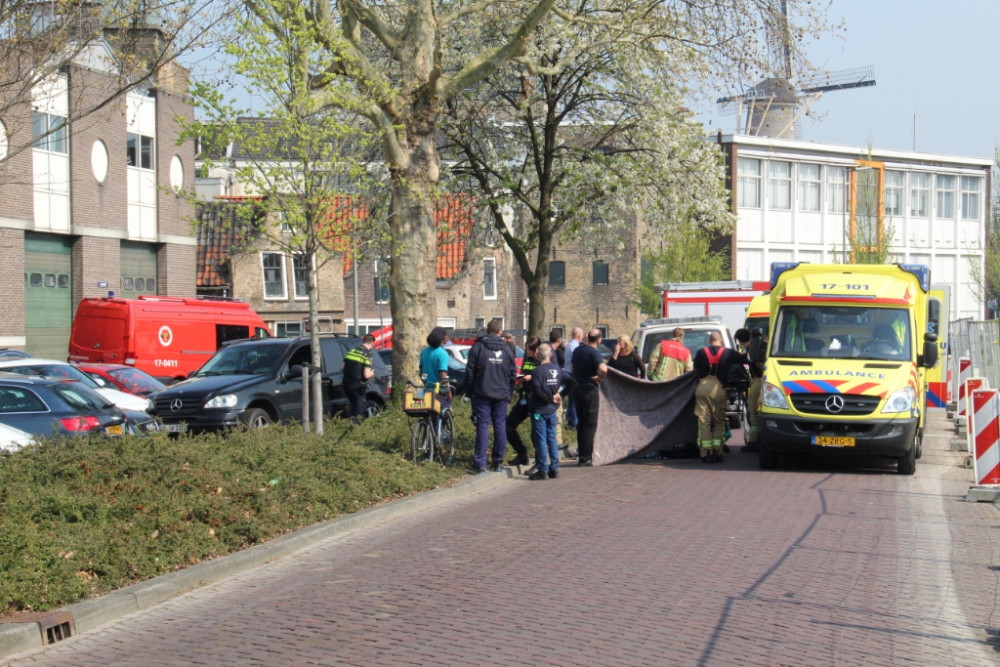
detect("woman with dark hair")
[608,336,645,379]
[505,335,541,466]
[420,326,452,408]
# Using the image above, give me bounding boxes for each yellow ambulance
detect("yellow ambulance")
[757,263,940,475]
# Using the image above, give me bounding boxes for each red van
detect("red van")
[69,296,271,383]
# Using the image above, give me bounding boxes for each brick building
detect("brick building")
[195,203,346,335]
[0,31,196,357]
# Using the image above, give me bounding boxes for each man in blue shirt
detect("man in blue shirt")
[562,327,583,429]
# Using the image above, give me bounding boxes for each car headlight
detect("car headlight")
[882,387,915,413]
[762,382,789,410]
[204,394,238,409]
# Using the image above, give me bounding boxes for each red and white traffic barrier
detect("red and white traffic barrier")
[971,388,1000,486]
[956,357,972,426]
[964,378,988,451]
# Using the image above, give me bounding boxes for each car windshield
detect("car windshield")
[771,306,912,361]
[107,368,166,396]
[640,329,725,364]
[194,343,288,376]
[3,363,101,389]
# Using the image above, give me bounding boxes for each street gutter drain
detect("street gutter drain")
[1,611,76,644]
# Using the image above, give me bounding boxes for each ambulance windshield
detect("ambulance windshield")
[770,306,911,361]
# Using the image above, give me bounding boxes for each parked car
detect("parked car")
[0,376,127,438]
[443,344,471,365]
[0,359,151,413]
[77,364,166,397]
[0,422,34,451]
[150,335,391,432]
[377,349,392,372]
[68,295,271,384]
[0,349,31,360]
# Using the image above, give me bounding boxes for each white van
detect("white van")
[630,316,737,367]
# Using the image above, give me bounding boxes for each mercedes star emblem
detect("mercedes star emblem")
[825,395,845,414]
[170,399,183,412]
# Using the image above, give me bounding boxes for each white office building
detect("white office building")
[718,134,991,320]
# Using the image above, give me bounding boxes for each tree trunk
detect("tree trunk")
[526,278,547,339]
[307,251,323,435]
[387,129,439,398]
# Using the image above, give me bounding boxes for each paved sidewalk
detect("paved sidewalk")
[5,413,999,666]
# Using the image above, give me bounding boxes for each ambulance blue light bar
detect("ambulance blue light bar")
[770,262,802,289]
[899,264,930,292]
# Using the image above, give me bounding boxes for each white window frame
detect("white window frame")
[797,163,821,212]
[768,161,792,211]
[290,253,310,300]
[884,170,905,217]
[437,317,457,328]
[260,252,288,300]
[827,166,846,214]
[961,176,982,221]
[475,317,486,328]
[910,172,930,218]
[737,158,761,209]
[483,257,497,300]
[936,174,957,219]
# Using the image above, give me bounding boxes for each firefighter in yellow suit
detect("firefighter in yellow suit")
[692,332,746,464]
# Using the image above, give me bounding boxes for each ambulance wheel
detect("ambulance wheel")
[897,439,917,476]
[758,442,778,470]
[240,408,272,430]
[915,431,923,460]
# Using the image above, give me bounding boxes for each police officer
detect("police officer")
[342,333,376,423]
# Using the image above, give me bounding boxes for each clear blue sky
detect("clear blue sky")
[695,0,999,160]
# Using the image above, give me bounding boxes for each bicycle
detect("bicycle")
[403,378,455,466]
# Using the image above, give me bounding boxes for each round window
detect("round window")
[91,140,108,183]
[169,155,183,192]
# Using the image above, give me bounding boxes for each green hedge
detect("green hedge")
[0,405,474,613]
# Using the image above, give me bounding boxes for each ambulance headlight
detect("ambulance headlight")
[762,382,789,410]
[882,387,915,414]
[204,394,238,409]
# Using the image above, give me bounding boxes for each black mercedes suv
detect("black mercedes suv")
[151,336,391,432]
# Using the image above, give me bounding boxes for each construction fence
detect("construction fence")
[950,318,1000,399]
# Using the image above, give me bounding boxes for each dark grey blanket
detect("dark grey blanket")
[591,368,699,466]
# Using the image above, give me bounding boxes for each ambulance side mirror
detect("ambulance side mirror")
[747,333,767,364]
[922,333,938,368]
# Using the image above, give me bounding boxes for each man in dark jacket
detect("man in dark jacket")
[463,319,517,473]
[528,343,577,480]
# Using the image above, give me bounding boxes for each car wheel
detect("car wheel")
[758,441,778,470]
[240,408,272,430]
[363,399,383,418]
[898,436,917,475]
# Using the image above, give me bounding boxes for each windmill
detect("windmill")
[717,0,875,139]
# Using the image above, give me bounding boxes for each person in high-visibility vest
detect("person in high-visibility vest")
[648,327,693,382]
[342,334,376,422]
[692,332,747,464]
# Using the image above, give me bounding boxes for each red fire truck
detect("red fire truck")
[657,281,771,335]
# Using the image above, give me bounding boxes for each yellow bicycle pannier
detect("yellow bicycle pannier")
[403,390,442,414]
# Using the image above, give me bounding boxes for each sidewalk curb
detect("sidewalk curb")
[0,469,515,659]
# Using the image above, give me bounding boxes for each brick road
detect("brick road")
[6,413,1000,666]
